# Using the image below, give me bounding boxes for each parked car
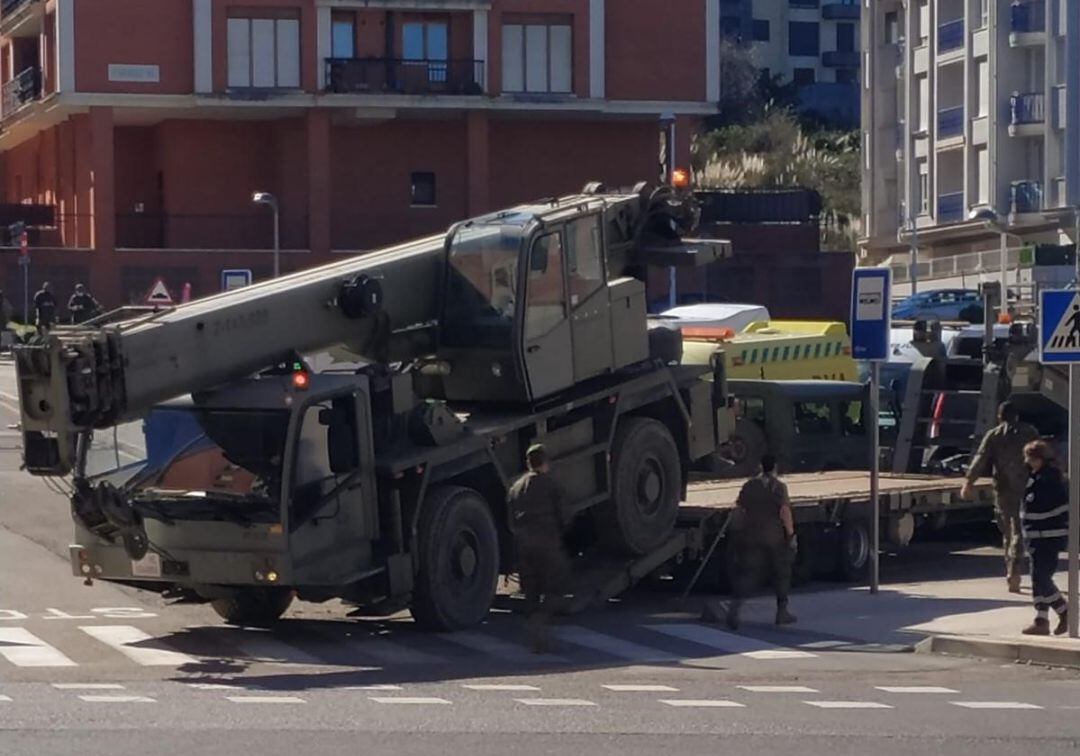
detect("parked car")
[892,289,983,323]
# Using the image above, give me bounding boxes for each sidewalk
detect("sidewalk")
[724,572,1080,669]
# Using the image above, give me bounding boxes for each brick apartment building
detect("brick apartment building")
[0,0,721,310]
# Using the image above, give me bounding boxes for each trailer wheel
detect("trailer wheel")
[211,588,294,626]
[410,485,500,631]
[838,518,872,582]
[598,417,681,555]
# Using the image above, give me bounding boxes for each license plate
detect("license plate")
[131,552,162,578]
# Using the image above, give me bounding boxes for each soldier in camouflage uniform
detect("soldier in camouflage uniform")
[962,401,1039,592]
[507,444,571,652]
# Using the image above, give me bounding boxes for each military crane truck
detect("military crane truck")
[14,183,733,630]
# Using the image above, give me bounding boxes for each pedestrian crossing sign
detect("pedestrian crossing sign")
[1039,289,1080,363]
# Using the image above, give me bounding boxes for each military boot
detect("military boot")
[775,603,797,626]
[1054,612,1069,636]
[1021,618,1050,636]
[1006,568,1022,594]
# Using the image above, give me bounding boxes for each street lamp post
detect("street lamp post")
[969,207,1010,320]
[252,192,280,278]
[900,201,919,295]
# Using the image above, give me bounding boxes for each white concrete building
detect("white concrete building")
[861,0,1080,294]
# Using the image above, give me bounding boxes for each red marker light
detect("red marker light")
[292,371,310,390]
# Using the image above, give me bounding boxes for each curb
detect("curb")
[916,634,1080,670]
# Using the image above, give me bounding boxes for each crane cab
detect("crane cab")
[435,202,649,404]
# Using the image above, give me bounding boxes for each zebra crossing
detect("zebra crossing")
[0,617,830,673]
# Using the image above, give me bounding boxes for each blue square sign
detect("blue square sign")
[1039,289,1080,364]
[850,268,891,362]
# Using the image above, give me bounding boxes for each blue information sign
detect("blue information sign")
[221,269,253,292]
[1039,289,1080,364]
[850,268,891,362]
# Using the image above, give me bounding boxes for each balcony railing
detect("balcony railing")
[937,105,964,138]
[938,19,964,52]
[937,191,965,223]
[325,58,485,96]
[1010,0,1046,33]
[1,0,32,16]
[1010,92,1046,125]
[1,66,40,118]
[1011,181,1043,214]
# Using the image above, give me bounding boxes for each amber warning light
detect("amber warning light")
[671,168,691,189]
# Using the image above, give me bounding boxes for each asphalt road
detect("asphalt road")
[1,362,1078,756]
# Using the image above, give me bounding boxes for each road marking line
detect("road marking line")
[798,640,847,649]
[342,684,403,691]
[350,636,441,666]
[553,626,678,663]
[876,686,958,694]
[439,630,568,664]
[78,695,155,703]
[659,699,746,708]
[462,684,540,691]
[187,683,239,690]
[602,684,679,692]
[369,697,451,705]
[646,623,817,660]
[79,625,195,667]
[226,696,306,704]
[52,683,126,690]
[950,701,1043,710]
[515,698,597,707]
[739,685,819,693]
[0,628,77,667]
[0,695,11,702]
[805,701,892,709]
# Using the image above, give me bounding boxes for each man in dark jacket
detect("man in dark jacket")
[507,444,570,652]
[1020,440,1069,636]
[67,283,101,324]
[961,401,1039,592]
[33,281,57,331]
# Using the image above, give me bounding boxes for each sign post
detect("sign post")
[1038,289,1080,638]
[851,268,892,595]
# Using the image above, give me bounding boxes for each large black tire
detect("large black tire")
[597,417,682,556]
[837,517,872,582]
[211,588,294,626]
[711,419,767,479]
[410,485,500,631]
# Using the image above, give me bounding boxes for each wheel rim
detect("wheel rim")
[845,525,869,570]
[729,435,748,462]
[450,528,480,587]
[635,456,665,518]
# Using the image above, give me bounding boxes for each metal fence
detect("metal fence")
[889,245,1026,285]
[325,58,485,96]
[1011,181,1043,214]
[1010,92,1046,125]
[1,66,40,118]
[1010,0,1046,33]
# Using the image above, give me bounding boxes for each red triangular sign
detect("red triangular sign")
[144,277,174,305]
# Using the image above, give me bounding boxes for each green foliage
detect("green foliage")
[693,109,862,251]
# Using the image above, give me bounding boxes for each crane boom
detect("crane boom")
[14,184,721,477]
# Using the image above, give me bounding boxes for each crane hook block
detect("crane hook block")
[339,274,384,319]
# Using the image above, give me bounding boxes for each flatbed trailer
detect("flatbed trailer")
[569,472,996,609]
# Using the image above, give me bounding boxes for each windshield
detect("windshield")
[442,222,525,348]
[124,406,289,506]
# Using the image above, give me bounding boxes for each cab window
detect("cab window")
[738,397,766,425]
[292,397,358,523]
[565,216,604,306]
[793,401,832,435]
[525,233,568,339]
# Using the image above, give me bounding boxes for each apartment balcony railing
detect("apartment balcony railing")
[1010,92,1046,125]
[937,19,964,53]
[325,58,485,96]
[1010,0,1046,33]
[937,106,964,138]
[821,1,860,20]
[1011,180,1043,215]
[1,66,40,119]
[822,50,860,68]
[937,191,965,223]
[1,0,32,16]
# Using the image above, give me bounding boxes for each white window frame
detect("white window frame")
[917,160,930,215]
[227,15,301,90]
[501,20,573,94]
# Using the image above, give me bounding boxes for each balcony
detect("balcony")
[1011,181,1043,216]
[1,66,40,119]
[0,0,40,37]
[937,19,964,54]
[937,192,965,223]
[822,50,859,68]
[822,1,860,20]
[937,106,964,139]
[1010,0,1046,45]
[325,58,484,96]
[1009,92,1046,136]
